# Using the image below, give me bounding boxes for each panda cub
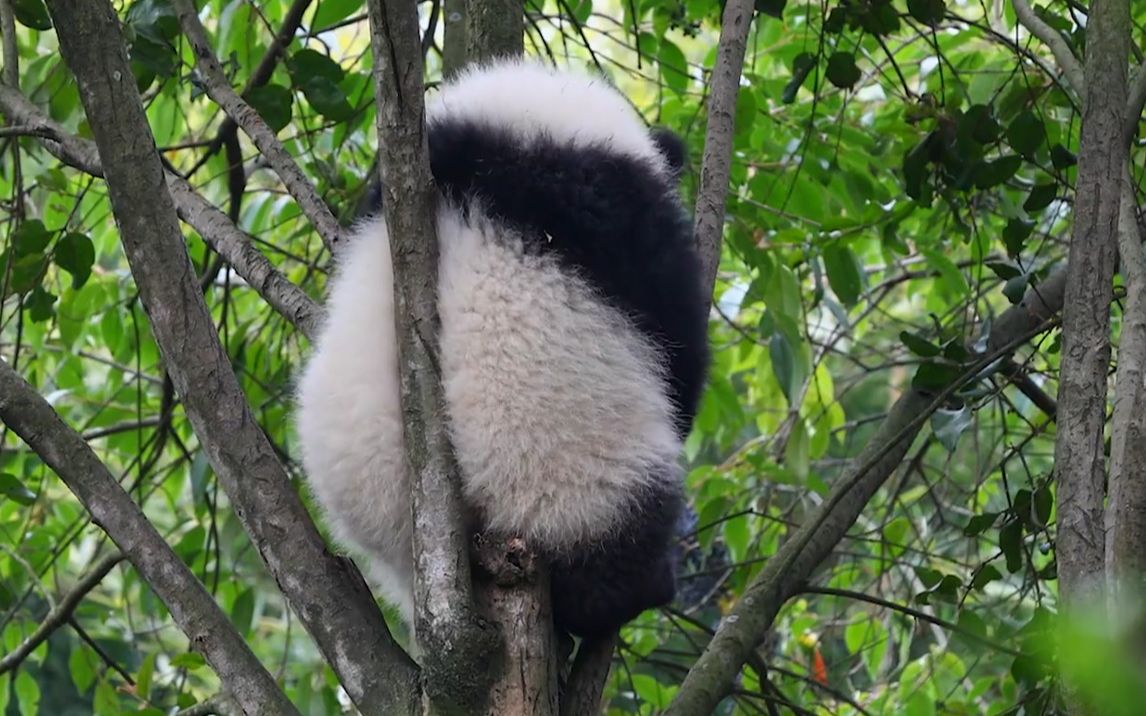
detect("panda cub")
[295,58,709,639]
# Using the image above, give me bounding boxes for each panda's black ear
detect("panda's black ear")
[650,127,688,179]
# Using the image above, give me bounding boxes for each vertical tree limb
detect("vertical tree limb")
[464,0,523,65]
[1052,0,1128,615]
[364,0,498,710]
[693,0,755,301]
[1106,176,1146,622]
[42,3,419,713]
[442,0,467,77]
[0,366,297,716]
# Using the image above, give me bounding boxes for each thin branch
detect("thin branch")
[0,84,320,339]
[1125,58,1146,145]
[364,0,497,710]
[693,0,755,305]
[174,0,344,251]
[1011,0,1085,98]
[0,365,296,716]
[42,2,418,713]
[0,549,123,673]
[804,586,1023,657]
[668,279,1067,713]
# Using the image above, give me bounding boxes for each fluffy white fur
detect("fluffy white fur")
[427,59,666,170]
[295,59,680,625]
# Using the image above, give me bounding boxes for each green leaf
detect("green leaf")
[93,678,120,714]
[906,0,945,26]
[14,670,39,716]
[826,52,861,90]
[1050,143,1077,169]
[985,260,1022,280]
[770,331,798,403]
[287,49,345,84]
[24,286,56,323]
[973,154,1022,189]
[69,646,96,693]
[658,40,689,95]
[247,84,294,133]
[55,232,95,288]
[971,564,1003,590]
[1006,110,1045,156]
[782,52,816,104]
[126,0,179,43]
[12,0,51,30]
[171,652,207,670]
[1033,485,1053,526]
[959,104,999,145]
[931,574,962,603]
[964,512,998,536]
[1000,519,1024,573]
[232,588,256,636]
[137,653,156,700]
[755,0,787,18]
[900,331,941,357]
[0,473,35,505]
[822,244,862,306]
[1003,218,1034,257]
[312,0,365,30]
[13,219,51,256]
[1023,182,1057,212]
[915,567,943,588]
[8,252,47,294]
[297,77,354,121]
[912,361,962,391]
[903,135,933,200]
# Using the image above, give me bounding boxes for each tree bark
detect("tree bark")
[464,0,523,65]
[42,2,419,713]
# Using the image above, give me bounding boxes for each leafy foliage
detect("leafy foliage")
[1,0,1144,714]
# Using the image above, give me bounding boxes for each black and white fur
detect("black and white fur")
[295,59,709,638]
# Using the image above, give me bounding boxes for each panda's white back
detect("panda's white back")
[295,57,707,638]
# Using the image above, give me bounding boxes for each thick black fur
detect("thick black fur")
[363,121,709,637]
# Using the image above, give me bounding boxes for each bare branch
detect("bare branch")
[0,366,296,716]
[0,84,320,339]
[668,286,1066,713]
[559,634,617,716]
[42,2,418,712]
[1052,0,1129,617]
[1012,0,1085,98]
[173,0,344,251]
[1106,176,1146,607]
[1126,58,1146,145]
[693,0,755,304]
[0,552,125,675]
[364,0,498,709]
[0,0,17,88]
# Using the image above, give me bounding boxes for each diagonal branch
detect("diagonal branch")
[668,267,1068,712]
[0,84,320,340]
[693,0,755,306]
[0,552,126,674]
[42,2,418,713]
[0,366,296,716]
[1012,0,1086,98]
[173,0,344,251]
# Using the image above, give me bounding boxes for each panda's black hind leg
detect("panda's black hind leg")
[549,473,684,639]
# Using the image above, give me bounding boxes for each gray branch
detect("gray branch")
[667,270,1067,713]
[0,84,320,340]
[1012,0,1085,98]
[1051,0,1129,618]
[364,0,497,710]
[42,2,418,713]
[173,0,344,251]
[1106,177,1146,612]
[693,0,755,304]
[0,552,125,675]
[0,367,296,716]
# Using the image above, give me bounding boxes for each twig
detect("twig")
[174,0,344,251]
[692,0,755,305]
[0,363,295,716]
[1011,0,1085,97]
